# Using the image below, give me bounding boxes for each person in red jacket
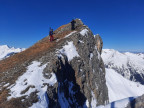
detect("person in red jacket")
[49,28,54,42]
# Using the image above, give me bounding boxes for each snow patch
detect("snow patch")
[91,91,97,108]
[8,61,57,103]
[58,41,80,61]
[90,53,93,60]
[30,88,49,108]
[86,99,89,107]
[80,29,89,36]
[56,39,60,42]
[65,31,77,38]
[79,40,84,43]
[3,83,10,87]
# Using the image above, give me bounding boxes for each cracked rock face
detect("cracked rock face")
[0,19,108,108]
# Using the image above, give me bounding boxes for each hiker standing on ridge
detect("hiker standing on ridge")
[71,19,76,30]
[49,28,54,42]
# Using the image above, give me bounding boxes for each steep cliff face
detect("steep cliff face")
[0,19,108,108]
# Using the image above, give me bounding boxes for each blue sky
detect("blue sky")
[0,0,144,51]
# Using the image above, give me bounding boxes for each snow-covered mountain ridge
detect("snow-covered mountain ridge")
[102,49,144,85]
[0,19,109,108]
[96,49,144,108]
[1,47,144,108]
[0,45,25,60]
[0,21,144,107]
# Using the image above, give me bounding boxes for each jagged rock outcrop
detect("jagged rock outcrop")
[126,94,144,108]
[94,34,103,55]
[0,19,108,108]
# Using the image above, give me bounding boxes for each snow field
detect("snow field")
[106,68,144,102]
[8,61,57,108]
[58,41,80,61]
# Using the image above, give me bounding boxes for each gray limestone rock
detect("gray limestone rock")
[95,34,103,55]
[42,21,109,107]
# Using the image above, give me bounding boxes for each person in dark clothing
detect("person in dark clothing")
[71,19,76,30]
[49,28,54,42]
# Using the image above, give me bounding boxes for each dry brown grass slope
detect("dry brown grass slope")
[0,23,73,73]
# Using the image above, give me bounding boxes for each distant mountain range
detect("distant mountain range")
[102,49,144,85]
[120,51,144,54]
[0,45,25,61]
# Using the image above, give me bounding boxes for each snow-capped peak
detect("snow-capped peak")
[102,49,144,84]
[0,45,25,60]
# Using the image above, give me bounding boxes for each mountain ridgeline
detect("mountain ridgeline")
[0,19,108,108]
[0,45,25,61]
[102,49,144,85]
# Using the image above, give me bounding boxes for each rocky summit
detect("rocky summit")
[0,19,108,108]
